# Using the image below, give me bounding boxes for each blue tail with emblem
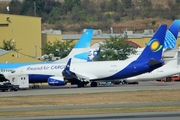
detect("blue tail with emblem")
[137,24,167,62]
[164,20,180,49]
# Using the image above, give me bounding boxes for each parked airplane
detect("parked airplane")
[0,29,93,78]
[123,50,180,84]
[1,19,179,77]
[62,24,167,87]
[10,24,167,88]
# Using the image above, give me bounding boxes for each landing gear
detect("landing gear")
[31,83,40,89]
[90,82,97,87]
[166,77,172,82]
[77,82,85,88]
[120,80,127,85]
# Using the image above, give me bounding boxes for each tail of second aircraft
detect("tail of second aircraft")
[137,24,167,62]
[163,49,180,68]
[136,24,167,70]
[54,29,93,63]
[164,20,180,49]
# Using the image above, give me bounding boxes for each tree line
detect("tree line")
[0,0,180,33]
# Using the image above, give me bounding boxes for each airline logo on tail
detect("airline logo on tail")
[148,39,163,52]
[74,52,89,60]
[164,20,180,49]
[164,30,176,49]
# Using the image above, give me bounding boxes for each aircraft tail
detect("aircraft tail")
[164,20,180,49]
[164,49,180,68]
[137,24,167,62]
[87,47,101,62]
[54,29,93,63]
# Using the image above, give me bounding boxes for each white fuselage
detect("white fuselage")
[125,59,180,82]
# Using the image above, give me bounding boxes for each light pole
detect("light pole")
[11,39,14,51]
[6,6,9,14]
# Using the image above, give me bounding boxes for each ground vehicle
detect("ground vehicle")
[157,74,180,82]
[111,80,139,85]
[0,81,19,92]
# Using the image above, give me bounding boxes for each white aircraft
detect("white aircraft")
[3,29,93,84]
[8,24,167,88]
[0,29,94,82]
[62,24,168,87]
[123,50,180,84]
[61,25,167,87]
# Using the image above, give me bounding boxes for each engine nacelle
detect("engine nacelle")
[48,76,66,86]
[125,77,138,83]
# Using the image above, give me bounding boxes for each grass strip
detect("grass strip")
[1,89,180,108]
[0,105,180,118]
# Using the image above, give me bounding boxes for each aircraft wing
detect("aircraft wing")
[73,71,98,81]
[63,58,98,82]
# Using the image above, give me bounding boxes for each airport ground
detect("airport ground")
[0,81,180,120]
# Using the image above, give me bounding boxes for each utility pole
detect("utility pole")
[34,1,36,16]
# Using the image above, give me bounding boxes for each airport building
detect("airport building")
[0,13,180,62]
[0,49,41,63]
[0,13,63,62]
[0,13,42,62]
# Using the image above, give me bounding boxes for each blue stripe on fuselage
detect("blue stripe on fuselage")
[29,74,52,83]
[103,61,150,80]
[99,59,163,81]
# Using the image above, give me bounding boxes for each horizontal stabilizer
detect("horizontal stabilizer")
[147,58,164,70]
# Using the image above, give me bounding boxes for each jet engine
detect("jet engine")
[47,76,66,86]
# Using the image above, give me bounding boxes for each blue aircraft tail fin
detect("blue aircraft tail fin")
[74,29,93,48]
[136,24,167,61]
[54,29,93,63]
[164,20,180,49]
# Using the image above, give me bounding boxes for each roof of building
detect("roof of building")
[0,49,10,56]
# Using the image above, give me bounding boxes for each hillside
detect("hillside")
[0,0,177,34]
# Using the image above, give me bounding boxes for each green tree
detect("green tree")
[100,0,108,12]
[97,35,137,61]
[20,0,34,15]
[9,0,22,14]
[41,40,75,59]
[141,0,153,18]
[176,0,180,4]
[108,0,119,12]
[63,0,75,15]
[0,39,17,51]
[48,7,61,24]
[121,0,132,9]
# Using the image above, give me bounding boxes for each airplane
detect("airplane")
[122,49,180,84]
[62,25,167,87]
[10,24,167,88]
[1,19,179,76]
[3,29,94,88]
[0,27,95,72]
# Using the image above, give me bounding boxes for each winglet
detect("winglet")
[64,58,72,75]
[136,24,167,61]
[164,20,180,49]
